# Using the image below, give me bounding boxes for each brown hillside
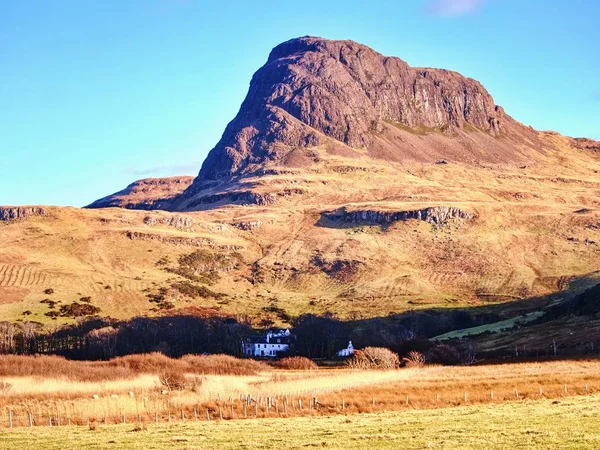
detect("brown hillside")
[2,37,599,329]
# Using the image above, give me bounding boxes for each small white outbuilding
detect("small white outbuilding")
[336,340,354,357]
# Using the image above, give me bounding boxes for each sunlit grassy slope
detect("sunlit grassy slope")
[0,132,598,325]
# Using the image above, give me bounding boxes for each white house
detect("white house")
[336,340,354,357]
[243,329,293,358]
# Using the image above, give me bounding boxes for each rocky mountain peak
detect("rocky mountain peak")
[194,36,508,183]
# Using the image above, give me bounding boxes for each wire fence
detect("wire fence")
[0,382,595,429]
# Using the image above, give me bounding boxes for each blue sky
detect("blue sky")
[1,0,598,206]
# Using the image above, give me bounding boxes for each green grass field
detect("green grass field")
[1,395,599,449]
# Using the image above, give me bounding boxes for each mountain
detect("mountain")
[192,36,532,180]
[94,36,595,211]
[169,36,588,211]
[1,37,599,336]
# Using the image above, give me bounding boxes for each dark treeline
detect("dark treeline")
[0,308,489,362]
[0,316,250,360]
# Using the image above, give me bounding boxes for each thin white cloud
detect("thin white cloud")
[124,162,200,177]
[427,0,487,16]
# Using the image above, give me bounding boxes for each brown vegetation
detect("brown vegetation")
[276,357,318,370]
[0,353,268,382]
[1,359,600,428]
[403,351,426,368]
[347,347,400,369]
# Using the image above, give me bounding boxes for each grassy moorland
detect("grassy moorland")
[1,355,600,429]
[1,395,600,449]
[1,141,599,327]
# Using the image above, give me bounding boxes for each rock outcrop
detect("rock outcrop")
[125,231,243,250]
[0,206,46,221]
[322,206,473,226]
[231,220,263,231]
[86,177,193,210]
[188,36,535,186]
[143,215,195,229]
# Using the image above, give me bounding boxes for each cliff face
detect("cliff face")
[0,206,46,221]
[86,177,193,210]
[194,36,516,183]
[322,206,473,226]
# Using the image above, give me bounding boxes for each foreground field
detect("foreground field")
[2,356,600,428]
[1,394,600,449]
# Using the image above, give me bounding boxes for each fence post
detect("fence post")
[8,410,12,429]
[28,413,33,428]
[230,404,234,419]
[206,409,211,421]
[194,408,198,420]
[49,417,52,427]
[218,406,222,420]
[539,386,543,395]
[464,392,467,403]
[515,389,519,399]
[564,384,568,394]
[490,390,494,400]
[342,398,345,409]
[244,404,247,419]
[155,412,158,424]
[406,395,409,406]
[181,409,184,420]
[586,384,589,393]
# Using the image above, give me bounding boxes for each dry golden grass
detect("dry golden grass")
[1,358,600,428]
[0,141,598,325]
[0,353,268,381]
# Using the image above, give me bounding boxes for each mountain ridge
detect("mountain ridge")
[88,36,598,211]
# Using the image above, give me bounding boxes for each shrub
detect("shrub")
[277,356,318,370]
[0,380,11,395]
[347,347,399,370]
[402,351,426,368]
[58,302,101,318]
[158,370,188,391]
[40,298,57,308]
[43,288,54,295]
[171,281,224,300]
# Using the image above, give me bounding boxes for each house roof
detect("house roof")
[251,336,292,345]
